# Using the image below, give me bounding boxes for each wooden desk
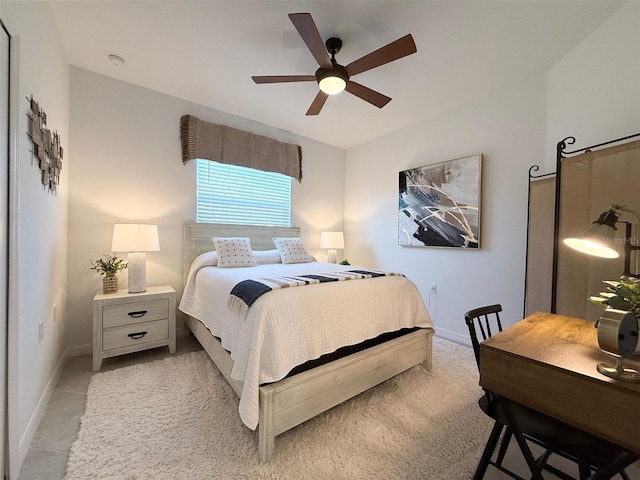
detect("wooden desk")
[479,312,640,454]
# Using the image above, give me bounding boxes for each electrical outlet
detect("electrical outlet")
[38,321,44,342]
[429,283,437,294]
[52,304,57,323]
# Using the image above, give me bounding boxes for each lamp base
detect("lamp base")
[127,252,147,293]
[327,249,337,264]
[596,362,640,382]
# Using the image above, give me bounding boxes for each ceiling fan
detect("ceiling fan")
[251,13,417,116]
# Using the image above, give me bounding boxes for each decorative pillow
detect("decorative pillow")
[272,237,315,264]
[212,237,257,268]
[253,249,282,265]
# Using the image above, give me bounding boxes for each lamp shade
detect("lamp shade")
[320,231,344,249]
[317,66,348,95]
[318,76,346,95]
[112,224,160,252]
[563,223,620,259]
[563,207,621,259]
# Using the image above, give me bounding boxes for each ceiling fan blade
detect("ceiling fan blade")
[346,34,417,76]
[306,91,329,115]
[252,75,316,84]
[288,13,332,68]
[345,81,391,108]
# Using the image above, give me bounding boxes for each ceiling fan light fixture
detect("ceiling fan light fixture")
[319,75,346,95]
[316,66,348,95]
[252,13,417,115]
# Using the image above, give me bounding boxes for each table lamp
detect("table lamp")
[320,231,344,263]
[112,224,160,293]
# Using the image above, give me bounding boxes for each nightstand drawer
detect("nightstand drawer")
[103,299,169,328]
[103,318,169,351]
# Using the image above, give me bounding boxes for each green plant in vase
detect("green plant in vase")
[589,275,640,315]
[91,253,127,294]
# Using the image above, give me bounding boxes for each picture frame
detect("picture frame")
[398,153,482,248]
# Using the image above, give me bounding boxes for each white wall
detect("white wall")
[345,79,546,343]
[344,1,639,344]
[0,1,69,475]
[545,1,640,167]
[66,68,345,349]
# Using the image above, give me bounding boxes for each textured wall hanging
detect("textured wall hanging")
[27,95,63,194]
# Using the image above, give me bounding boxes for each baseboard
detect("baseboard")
[17,340,94,473]
[65,342,92,358]
[17,349,67,472]
[433,327,472,346]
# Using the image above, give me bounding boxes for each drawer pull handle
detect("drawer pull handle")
[128,331,148,340]
[128,310,148,318]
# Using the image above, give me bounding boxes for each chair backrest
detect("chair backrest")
[464,304,503,368]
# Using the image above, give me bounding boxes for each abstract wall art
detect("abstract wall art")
[398,154,482,248]
[27,95,63,194]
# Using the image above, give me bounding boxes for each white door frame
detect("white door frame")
[0,18,10,480]
[2,18,19,480]
[7,37,18,480]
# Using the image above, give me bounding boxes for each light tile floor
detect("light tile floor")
[17,335,203,480]
[17,335,640,480]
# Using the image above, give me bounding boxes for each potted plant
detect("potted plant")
[590,275,640,353]
[91,253,127,294]
[589,276,640,375]
[589,275,640,315]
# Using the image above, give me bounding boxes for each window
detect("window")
[196,159,291,226]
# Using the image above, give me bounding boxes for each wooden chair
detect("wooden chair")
[465,304,632,480]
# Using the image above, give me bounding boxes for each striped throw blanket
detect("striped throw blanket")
[228,269,403,318]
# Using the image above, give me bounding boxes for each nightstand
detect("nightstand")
[93,285,176,371]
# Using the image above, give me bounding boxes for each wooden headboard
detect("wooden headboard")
[182,222,300,286]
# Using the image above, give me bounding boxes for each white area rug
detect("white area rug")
[64,337,492,479]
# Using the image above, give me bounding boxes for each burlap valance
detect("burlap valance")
[180,115,302,181]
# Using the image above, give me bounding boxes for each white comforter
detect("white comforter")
[179,252,434,430]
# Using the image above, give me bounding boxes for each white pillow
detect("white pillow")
[212,237,257,268]
[272,237,315,264]
[253,249,282,265]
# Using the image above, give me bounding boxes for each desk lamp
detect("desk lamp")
[320,231,344,264]
[564,205,640,381]
[564,204,640,277]
[112,224,160,293]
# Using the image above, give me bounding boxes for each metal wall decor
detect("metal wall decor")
[27,95,63,194]
[398,154,482,248]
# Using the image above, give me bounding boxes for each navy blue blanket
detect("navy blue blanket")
[227,269,400,318]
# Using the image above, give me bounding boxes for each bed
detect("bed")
[179,222,434,462]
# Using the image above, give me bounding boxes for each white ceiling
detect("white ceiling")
[50,1,623,149]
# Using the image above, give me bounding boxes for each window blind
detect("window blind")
[196,159,291,226]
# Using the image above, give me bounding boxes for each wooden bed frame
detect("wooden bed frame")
[182,222,433,462]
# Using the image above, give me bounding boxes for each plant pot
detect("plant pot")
[103,274,118,294]
[597,309,640,357]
